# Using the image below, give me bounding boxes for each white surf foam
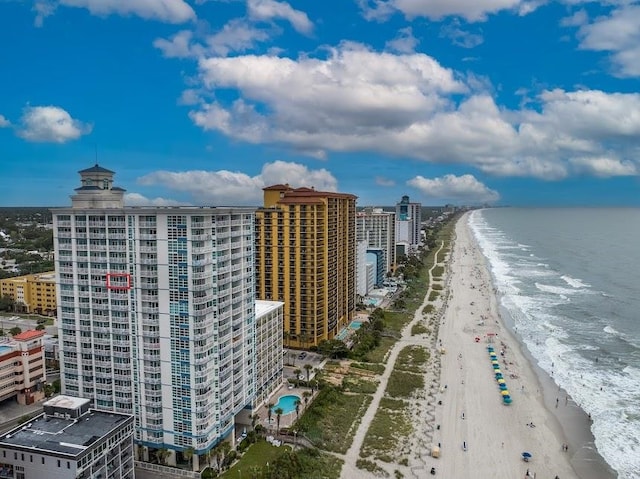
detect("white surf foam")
[560,275,591,289]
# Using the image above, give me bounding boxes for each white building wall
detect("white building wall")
[54,205,257,459]
[254,300,284,407]
[356,208,396,273]
[366,263,375,293]
[356,240,368,297]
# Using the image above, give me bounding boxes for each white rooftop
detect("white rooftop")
[44,395,91,410]
[255,300,284,318]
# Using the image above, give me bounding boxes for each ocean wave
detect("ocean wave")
[535,283,581,296]
[560,275,591,289]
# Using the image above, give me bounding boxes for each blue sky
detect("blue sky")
[1,0,640,207]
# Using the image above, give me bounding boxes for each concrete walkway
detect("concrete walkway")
[339,241,445,479]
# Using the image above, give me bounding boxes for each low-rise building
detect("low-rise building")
[254,300,284,408]
[0,272,57,316]
[0,330,46,405]
[0,395,134,479]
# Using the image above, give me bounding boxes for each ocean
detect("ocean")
[468,208,640,479]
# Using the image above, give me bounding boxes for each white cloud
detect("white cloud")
[576,4,640,77]
[124,193,186,206]
[569,156,637,177]
[408,174,500,203]
[136,160,337,205]
[560,9,588,27]
[375,176,396,187]
[247,0,313,34]
[0,115,10,128]
[154,30,200,58]
[57,0,195,23]
[385,27,419,53]
[440,19,484,48]
[17,106,92,143]
[360,0,525,22]
[184,43,640,181]
[155,19,272,59]
[33,1,56,27]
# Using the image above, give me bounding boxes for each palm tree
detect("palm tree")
[294,398,301,419]
[294,368,302,386]
[218,441,231,471]
[250,412,259,430]
[248,465,262,479]
[303,363,313,382]
[155,448,170,465]
[267,402,275,425]
[182,447,195,470]
[275,407,284,436]
[302,391,311,407]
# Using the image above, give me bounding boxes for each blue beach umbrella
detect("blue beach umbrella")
[492,364,500,369]
[503,397,512,404]
[500,384,508,390]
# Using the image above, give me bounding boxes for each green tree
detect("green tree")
[182,447,195,470]
[267,402,275,425]
[293,368,302,386]
[0,295,15,312]
[275,407,283,436]
[9,326,21,336]
[294,398,301,419]
[303,363,313,382]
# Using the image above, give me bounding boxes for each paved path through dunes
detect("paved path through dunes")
[339,241,445,479]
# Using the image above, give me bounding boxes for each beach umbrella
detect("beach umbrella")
[494,369,501,375]
[489,352,497,356]
[497,378,506,384]
[503,397,512,404]
[501,390,510,396]
[522,452,532,460]
[492,364,500,369]
[500,384,508,391]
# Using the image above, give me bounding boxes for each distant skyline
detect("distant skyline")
[1,1,639,207]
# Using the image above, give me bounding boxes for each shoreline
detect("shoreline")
[431,213,605,478]
[468,211,616,479]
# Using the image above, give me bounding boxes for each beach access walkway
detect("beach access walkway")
[338,241,446,479]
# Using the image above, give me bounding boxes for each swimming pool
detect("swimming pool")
[271,395,300,415]
[350,321,363,330]
[0,345,12,354]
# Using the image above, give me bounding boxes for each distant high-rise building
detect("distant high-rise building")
[53,164,257,469]
[254,300,284,407]
[255,185,357,348]
[356,207,395,273]
[395,195,421,256]
[0,272,57,316]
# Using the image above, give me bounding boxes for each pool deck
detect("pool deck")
[258,384,317,432]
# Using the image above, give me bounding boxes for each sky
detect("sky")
[1,0,640,207]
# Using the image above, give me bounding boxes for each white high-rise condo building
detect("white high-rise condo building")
[355,207,396,274]
[52,165,257,470]
[395,195,421,256]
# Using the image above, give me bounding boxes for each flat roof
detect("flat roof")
[12,330,45,341]
[255,300,284,318]
[43,395,90,409]
[0,410,131,457]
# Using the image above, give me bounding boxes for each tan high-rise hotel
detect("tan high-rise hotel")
[256,185,357,348]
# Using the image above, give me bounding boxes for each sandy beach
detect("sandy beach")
[336,212,616,479]
[431,213,612,479]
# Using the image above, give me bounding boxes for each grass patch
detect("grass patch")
[383,311,411,334]
[356,459,389,477]
[361,398,412,462]
[423,304,434,314]
[432,265,445,278]
[343,377,379,394]
[386,370,424,398]
[222,444,343,479]
[219,440,288,478]
[296,386,372,453]
[431,283,443,291]
[396,345,430,373]
[365,337,397,364]
[428,291,440,302]
[410,322,429,336]
[351,362,385,375]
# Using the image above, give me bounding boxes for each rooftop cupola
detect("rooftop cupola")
[71,164,126,208]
